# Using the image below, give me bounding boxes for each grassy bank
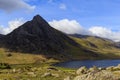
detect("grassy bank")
[0,62,76,80]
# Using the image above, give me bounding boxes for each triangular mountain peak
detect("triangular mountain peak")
[32,15,48,24]
[0,14,78,54]
[33,15,43,20]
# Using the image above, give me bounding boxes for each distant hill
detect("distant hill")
[69,34,113,42]
[69,34,117,49]
[69,34,120,59]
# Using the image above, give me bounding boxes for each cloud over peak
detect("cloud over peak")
[0,18,120,42]
[49,19,120,42]
[49,19,91,35]
[0,0,35,12]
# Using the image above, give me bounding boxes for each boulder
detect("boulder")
[88,66,99,72]
[41,72,52,77]
[76,66,87,75]
[106,66,114,71]
[51,73,59,77]
[74,75,88,80]
[64,76,71,80]
[27,72,36,77]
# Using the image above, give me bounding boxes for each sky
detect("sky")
[0,0,120,42]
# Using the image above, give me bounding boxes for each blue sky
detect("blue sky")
[0,0,120,41]
[0,0,120,29]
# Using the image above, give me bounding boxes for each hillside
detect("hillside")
[70,34,120,59]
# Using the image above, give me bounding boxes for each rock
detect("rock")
[17,69,24,74]
[74,70,120,80]
[74,75,87,80]
[41,72,59,78]
[27,72,34,75]
[106,66,114,71]
[51,73,59,77]
[31,67,38,72]
[117,64,120,67]
[41,72,52,77]
[88,66,99,72]
[12,69,16,73]
[64,76,71,80]
[6,53,12,57]
[98,67,104,70]
[113,71,120,74]
[111,64,120,71]
[112,67,120,71]
[47,67,58,71]
[76,66,87,75]
[27,72,36,77]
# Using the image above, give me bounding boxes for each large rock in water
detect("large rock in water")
[0,15,78,54]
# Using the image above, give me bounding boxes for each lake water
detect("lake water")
[53,60,120,68]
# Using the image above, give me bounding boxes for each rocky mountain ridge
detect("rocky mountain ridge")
[0,15,78,54]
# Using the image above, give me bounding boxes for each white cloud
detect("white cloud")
[0,0,36,12]
[59,4,67,10]
[0,18,25,34]
[49,19,91,35]
[89,26,120,42]
[0,26,5,34]
[49,19,120,42]
[89,27,112,37]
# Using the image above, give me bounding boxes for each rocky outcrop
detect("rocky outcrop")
[73,65,120,80]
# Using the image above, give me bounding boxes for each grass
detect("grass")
[0,62,76,80]
[70,36,120,59]
[0,35,120,79]
[0,48,76,80]
[0,48,47,64]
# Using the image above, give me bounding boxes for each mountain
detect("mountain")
[0,15,120,60]
[0,15,103,60]
[0,15,78,55]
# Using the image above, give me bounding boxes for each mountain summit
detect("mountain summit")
[0,15,78,54]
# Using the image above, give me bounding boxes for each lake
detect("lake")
[53,60,120,68]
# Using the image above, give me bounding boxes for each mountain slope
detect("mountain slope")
[0,15,78,54]
[70,34,120,59]
[69,34,114,49]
